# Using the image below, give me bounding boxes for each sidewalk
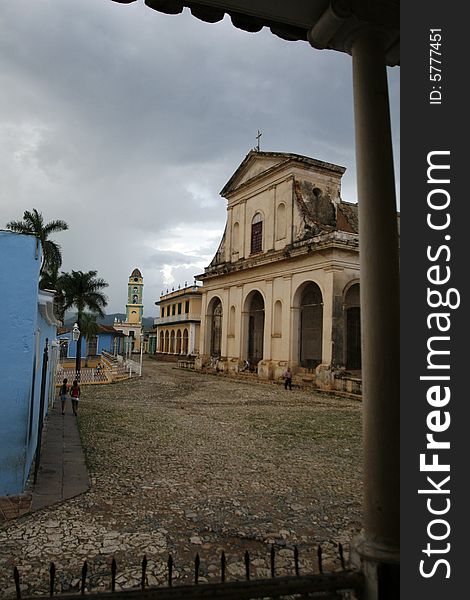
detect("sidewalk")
[0,402,89,521]
[30,401,90,511]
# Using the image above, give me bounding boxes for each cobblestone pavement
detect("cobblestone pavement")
[0,358,363,596]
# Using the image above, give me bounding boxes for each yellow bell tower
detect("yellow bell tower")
[127,268,143,325]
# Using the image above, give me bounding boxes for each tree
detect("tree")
[59,270,108,378]
[80,312,100,367]
[6,209,68,276]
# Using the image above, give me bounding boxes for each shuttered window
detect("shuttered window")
[251,213,263,254]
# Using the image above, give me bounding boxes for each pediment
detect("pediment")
[220,150,346,198]
[220,151,290,197]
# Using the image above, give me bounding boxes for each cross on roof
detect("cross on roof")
[255,130,262,152]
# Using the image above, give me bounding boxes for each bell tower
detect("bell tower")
[126,268,143,325]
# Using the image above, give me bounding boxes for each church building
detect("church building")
[195,150,361,385]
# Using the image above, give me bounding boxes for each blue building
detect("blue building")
[57,325,125,360]
[0,230,59,497]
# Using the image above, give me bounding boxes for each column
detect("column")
[227,207,233,262]
[331,270,346,368]
[241,200,247,258]
[198,292,208,357]
[263,279,273,361]
[321,270,334,366]
[235,284,244,361]
[351,32,400,596]
[189,323,195,354]
[220,287,230,359]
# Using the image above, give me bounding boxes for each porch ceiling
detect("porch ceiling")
[109,0,399,66]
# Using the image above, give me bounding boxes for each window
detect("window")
[178,303,182,315]
[232,221,240,253]
[251,212,263,254]
[185,300,190,313]
[276,203,286,240]
[172,304,176,316]
[273,300,282,336]
[229,305,236,336]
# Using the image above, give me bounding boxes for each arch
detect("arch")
[276,202,286,240]
[250,211,263,254]
[243,290,265,366]
[159,331,164,352]
[344,282,361,370]
[293,281,323,369]
[207,296,223,357]
[232,221,240,253]
[182,328,189,354]
[170,330,175,353]
[273,300,282,336]
[164,330,169,353]
[176,329,182,354]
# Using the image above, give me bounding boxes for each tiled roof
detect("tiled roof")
[337,202,359,234]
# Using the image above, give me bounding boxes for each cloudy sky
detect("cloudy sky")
[0,0,400,316]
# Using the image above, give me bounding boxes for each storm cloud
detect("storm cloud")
[0,0,400,314]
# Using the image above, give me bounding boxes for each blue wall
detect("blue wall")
[58,330,121,358]
[0,231,57,496]
[24,307,58,478]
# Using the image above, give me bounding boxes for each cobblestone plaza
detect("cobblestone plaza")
[0,358,362,596]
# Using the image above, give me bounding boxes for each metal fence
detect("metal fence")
[55,367,109,385]
[10,544,363,599]
[55,353,138,386]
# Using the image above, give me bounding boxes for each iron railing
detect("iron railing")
[10,543,363,599]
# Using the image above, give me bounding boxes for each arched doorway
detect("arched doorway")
[208,297,223,357]
[298,282,323,369]
[245,291,264,366]
[176,329,182,354]
[182,329,189,354]
[344,283,361,370]
[164,330,169,353]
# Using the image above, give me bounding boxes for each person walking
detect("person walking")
[70,380,81,416]
[59,378,69,414]
[284,367,293,390]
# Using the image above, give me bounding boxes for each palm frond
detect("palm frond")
[5,208,69,275]
[43,220,69,236]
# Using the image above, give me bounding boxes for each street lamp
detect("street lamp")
[139,332,144,376]
[72,323,80,341]
[72,322,81,380]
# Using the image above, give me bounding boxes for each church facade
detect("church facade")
[195,151,361,385]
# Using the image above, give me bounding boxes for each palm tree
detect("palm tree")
[59,270,108,378]
[38,264,68,323]
[6,209,68,275]
[80,312,100,367]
